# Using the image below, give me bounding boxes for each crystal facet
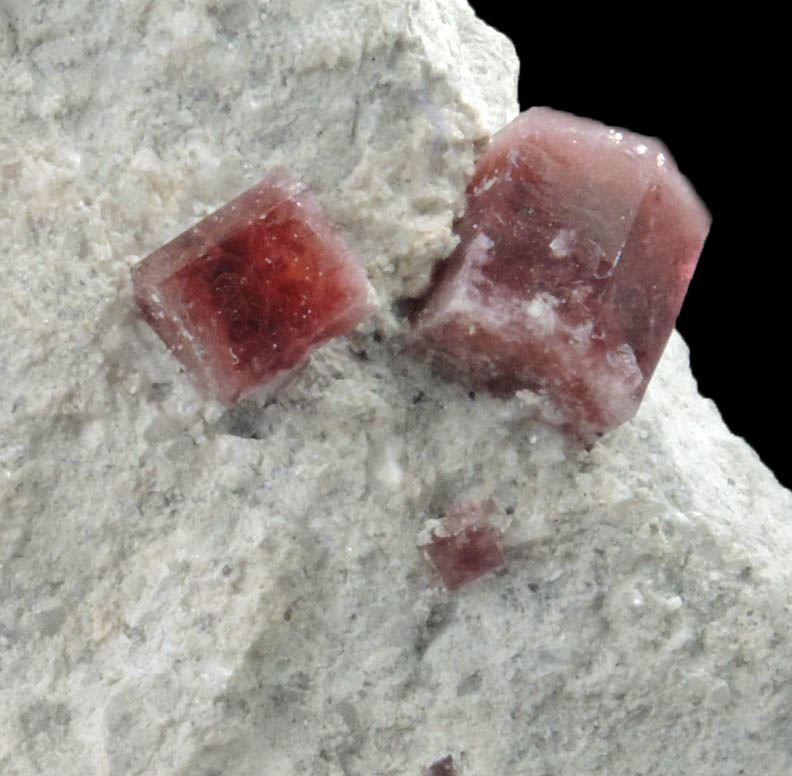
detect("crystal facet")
[423,500,504,590]
[132,171,376,403]
[410,107,711,444]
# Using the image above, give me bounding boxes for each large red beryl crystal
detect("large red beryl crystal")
[132,171,376,403]
[423,500,504,590]
[410,107,711,444]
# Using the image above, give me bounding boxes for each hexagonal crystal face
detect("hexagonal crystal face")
[132,171,376,403]
[423,500,504,590]
[410,107,710,445]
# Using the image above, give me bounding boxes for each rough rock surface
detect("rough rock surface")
[0,2,790,775]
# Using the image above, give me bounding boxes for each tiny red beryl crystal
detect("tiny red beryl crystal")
[425,755,458,776]
[132,171,376,403]
[423,500,504,590]
[410,107,711,444]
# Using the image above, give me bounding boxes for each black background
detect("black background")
[466,6,788,489]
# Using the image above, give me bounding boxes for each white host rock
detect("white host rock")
[1,1,790,775]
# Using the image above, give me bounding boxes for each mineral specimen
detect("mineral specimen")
[132,171,377,403]
[410,107,711,444]
[423,500,504,590]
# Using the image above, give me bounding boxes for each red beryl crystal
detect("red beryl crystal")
[423,500,504,590]
[132,171,376,403]
[425,755,458,776]
[410,107,711,444]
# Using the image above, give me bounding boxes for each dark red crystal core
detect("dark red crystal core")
[425,755,457,776]
[423,500,504,590]
[132,171,376,403]
[410,107,711,444]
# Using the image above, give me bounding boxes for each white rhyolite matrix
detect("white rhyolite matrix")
[1,2,790,775]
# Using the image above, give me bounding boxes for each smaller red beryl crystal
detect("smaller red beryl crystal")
[132,171,376,403]
[425,755,458,776]
[423,500,504,590]
[410,107,711,444]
